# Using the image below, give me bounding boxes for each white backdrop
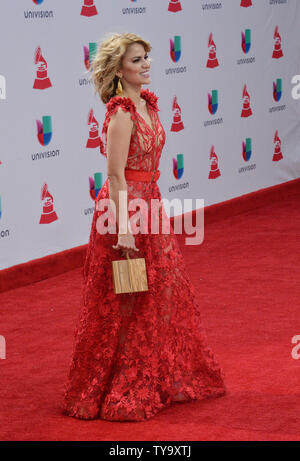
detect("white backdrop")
[0,0,300,270]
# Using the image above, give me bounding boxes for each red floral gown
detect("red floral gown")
[62,88,226,421]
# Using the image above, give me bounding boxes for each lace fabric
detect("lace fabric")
[62,88,226,421]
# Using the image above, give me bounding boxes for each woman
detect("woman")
[62,32,226,421]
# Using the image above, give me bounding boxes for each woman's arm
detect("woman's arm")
[106,107,139,252]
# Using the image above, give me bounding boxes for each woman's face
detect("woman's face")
[117,43,151,88]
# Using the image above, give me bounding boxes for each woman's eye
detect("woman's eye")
[134,56,149,63]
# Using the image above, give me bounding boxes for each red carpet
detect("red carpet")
[1,186,300,441]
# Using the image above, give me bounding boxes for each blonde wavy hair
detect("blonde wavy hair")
[89,32,152,104]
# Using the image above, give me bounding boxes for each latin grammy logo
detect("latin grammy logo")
[272,26,283,59]
[86,109,101,148]
[273,130,283,161]
[81,0,98,17]
[208,145,221,179]
[240,0,252,7]
[33,46,52,90]
[168,0,182,12]
[206,33,219,68]
[241,84,252,118]
[39,183,58,224]
[170,96,184,132]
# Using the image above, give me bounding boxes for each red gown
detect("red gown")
[62,88,226,421]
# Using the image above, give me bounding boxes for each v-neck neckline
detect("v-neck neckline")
[119,94,154,134]
[135,100,155,134]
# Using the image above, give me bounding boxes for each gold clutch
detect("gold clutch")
[112,250,149,294]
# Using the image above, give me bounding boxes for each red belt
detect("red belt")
[124,168,160,182]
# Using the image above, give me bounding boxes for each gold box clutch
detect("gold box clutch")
[112,250,149,294]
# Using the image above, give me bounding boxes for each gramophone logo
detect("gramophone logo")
[241,84,252,117]
[208,145,221,179]
[84,43,97,71]
[33,46,52,90]
[242,138,252,162]
[33,0,44,4]
[168,0,182,12]
[273,78,282,102]
[172,154,184,180]
[170,96,184,132]
[241,0,252,7]
[272,26,283,59]
[86,109,101,148]
[89,172,103,201]
[208,90,218,115]
[39,183,58,224]
[81,0,98,17]
[206,33,219,68]
[273,130,283,161]
[0,75,6,100]
[36,116,52,146]
[241,29,251,54]
[170,36,181,63]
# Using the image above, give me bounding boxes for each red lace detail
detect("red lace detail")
[62,89,226,421]
[99,88,165,172]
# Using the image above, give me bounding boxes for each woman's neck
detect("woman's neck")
[121,87,144,108]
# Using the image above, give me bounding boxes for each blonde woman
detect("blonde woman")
[62,33,226,421]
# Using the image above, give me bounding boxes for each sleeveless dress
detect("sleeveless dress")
[62,88,226,421]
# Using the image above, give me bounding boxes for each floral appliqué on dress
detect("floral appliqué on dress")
[62,88,226,421]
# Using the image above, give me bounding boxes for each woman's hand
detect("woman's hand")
[112,232,140,255]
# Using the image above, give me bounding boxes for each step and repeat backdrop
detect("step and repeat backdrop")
[0,0,300,270]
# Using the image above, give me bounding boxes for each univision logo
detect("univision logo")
[36,116,52,146]
[273,78,282,102]
[208,90,218,115]
[32,116,59,161]
[166,36,186,75]
[89,172,103,201]
[242,138,252,162]
[241,29,251,54]
[24,0,54,20]
[122,0,147,15]
[84,43,97,71]
[173,154,184,179]
[269,78,285,113]
[239,139,256,174]
[204,89,223,127]
[170,36,181,62]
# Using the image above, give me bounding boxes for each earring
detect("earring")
[116,77,123,96]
